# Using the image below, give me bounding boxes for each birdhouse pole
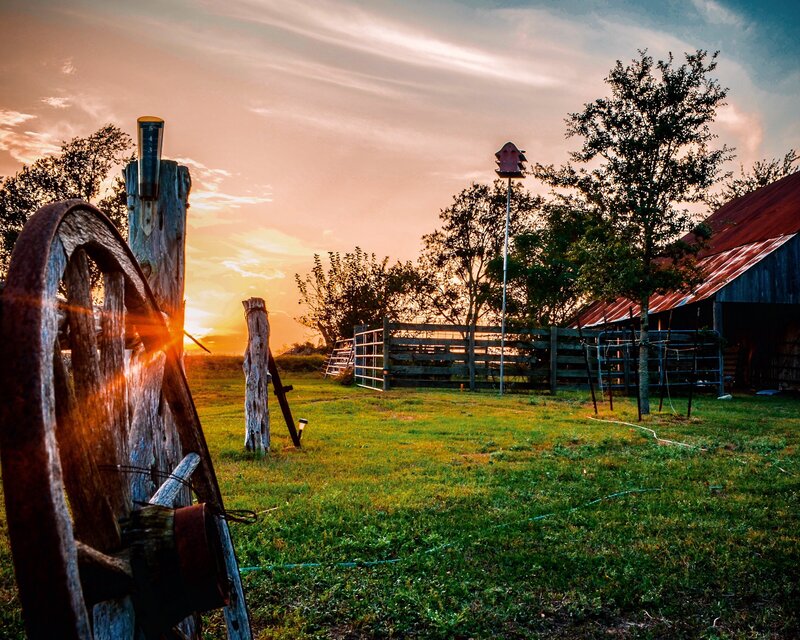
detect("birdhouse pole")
[495,142,526,396]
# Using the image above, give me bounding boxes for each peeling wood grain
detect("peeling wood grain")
[242,298,270,454]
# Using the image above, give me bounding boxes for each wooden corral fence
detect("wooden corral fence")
[596,329,724,395]
[353,320,599,392]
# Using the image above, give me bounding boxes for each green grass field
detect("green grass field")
[1,356,799,639]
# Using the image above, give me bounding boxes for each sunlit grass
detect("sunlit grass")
[1,356,798,639]
[188,357,799,639]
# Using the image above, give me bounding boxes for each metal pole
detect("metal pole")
[500,176,511,395]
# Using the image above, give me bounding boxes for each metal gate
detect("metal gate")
[597,329,723,394]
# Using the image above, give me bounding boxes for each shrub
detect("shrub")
[274,354,326,372]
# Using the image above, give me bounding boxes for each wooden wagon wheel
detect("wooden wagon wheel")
[0,201,252,639]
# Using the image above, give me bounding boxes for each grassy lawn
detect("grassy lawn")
[1,356,799,638]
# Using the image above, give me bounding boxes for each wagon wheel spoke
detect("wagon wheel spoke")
[64,248,129,518]
[74,541,134,606]
[99,270,130,468]
[53,339,121,551]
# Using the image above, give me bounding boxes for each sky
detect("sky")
[1,0,798,353]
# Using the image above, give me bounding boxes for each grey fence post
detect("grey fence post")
[550,326,558,394]
[242,297,270,455]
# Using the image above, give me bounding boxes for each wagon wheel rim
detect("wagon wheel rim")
[0,200,251,639]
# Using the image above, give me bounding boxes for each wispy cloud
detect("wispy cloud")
[0,110,36,128]
[222,258,286,280]
[250,56,425,98]
[42,96,71,109]
[61,58,76,75]
[175,156,272,223]
[209,0,561,88]
[250,104,461,153]
[0,110,62,164]
[690,0,745,28]
[174,156,233,181]
[231,227,322,258]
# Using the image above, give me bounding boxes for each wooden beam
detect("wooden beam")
[268,351,301,447]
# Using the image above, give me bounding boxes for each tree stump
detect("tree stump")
[242,298,270,454]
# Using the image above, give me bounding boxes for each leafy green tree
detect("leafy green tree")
[535,50,731,414]
[417,180,539,327]
[417,180,539,389]
[295,248,419,349]
[706,149,799,210]
[0,124,133,275]
[488,198,590,327]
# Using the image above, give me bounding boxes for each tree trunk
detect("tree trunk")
[242,297,270,454]
[639,297,650,415]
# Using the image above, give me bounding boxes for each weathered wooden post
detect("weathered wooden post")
[125,117,252,639]
[242,297,270,454]
[549,326,558,395]
[126,117,189,357]
[124,117,191,504]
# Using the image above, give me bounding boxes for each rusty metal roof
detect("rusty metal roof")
[690,171,800,257]
[578,235,796,326]
[576,172,800,327]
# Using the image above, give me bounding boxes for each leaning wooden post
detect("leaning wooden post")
[242,297,270,454]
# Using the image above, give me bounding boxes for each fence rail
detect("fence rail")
[353,321,598,392]
[354,323,386,390]
[348,320,724,394]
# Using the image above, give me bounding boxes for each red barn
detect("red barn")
[578,172,800,390]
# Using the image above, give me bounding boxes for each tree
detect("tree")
[487,197,590,327]
[295,248,419,349]
[0,124,133,275]
[535,50,731,414]
[417,180,539,389]
[705,149,799,210]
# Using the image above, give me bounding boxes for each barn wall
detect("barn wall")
[718,303,800,388]
[717,235,800,304]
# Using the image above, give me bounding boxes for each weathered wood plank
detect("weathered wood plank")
[125,160,190,354]
[149,453,201,507]
[242,298,270,454]
[217,518,252,640]
[268,351,302,447]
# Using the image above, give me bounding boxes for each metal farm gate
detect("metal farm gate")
[596,329,724,395]
[353,323,386,390]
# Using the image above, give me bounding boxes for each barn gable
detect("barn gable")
[576,172,800,389]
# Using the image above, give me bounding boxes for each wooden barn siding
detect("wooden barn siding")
[717,234,800,304]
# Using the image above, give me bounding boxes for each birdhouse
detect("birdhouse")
[495,141,526,178]
[137,116,164,200]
